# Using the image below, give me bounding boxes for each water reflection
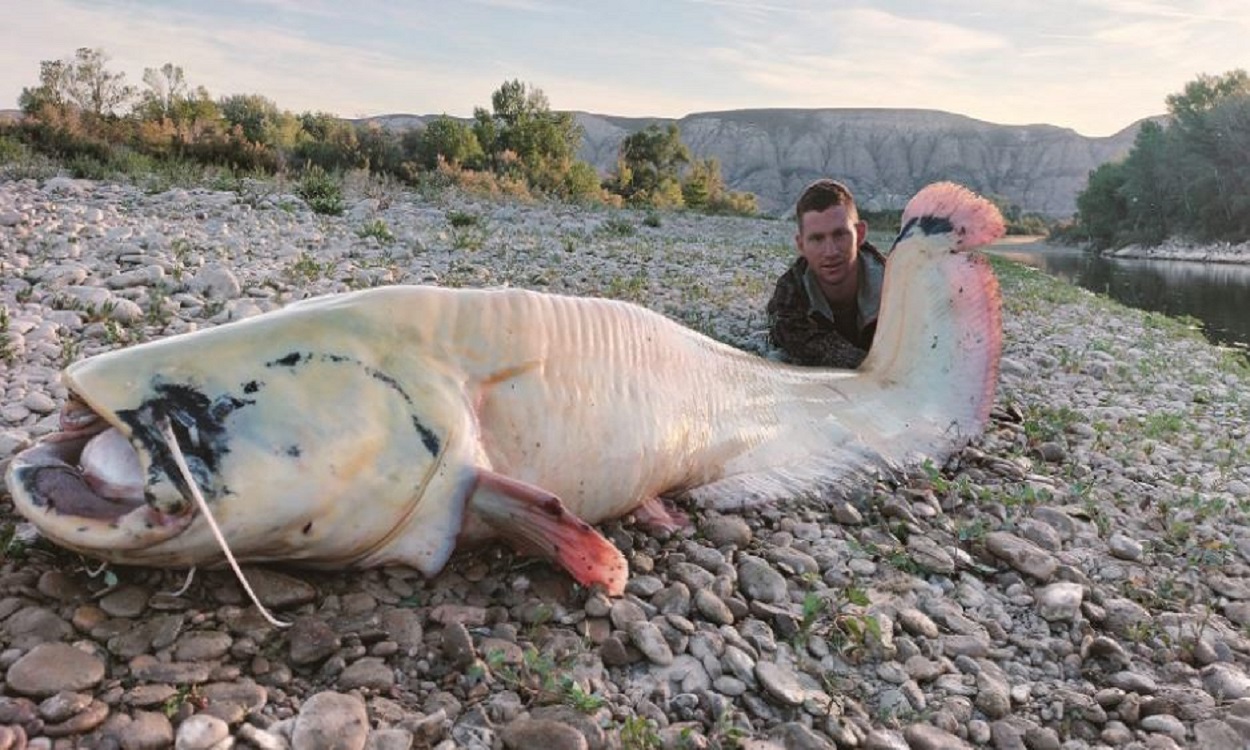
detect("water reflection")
[991,243,1250,353]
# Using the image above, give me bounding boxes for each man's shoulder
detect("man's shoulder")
[767,256,808,313]
[860,241,887,266]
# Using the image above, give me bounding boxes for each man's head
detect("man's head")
[794,179,868,301]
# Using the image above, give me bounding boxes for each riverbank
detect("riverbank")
[2,176,1250,749]
[1107,238,1250,265]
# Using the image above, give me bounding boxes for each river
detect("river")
[989,240,1250,355]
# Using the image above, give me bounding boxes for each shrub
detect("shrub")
[297,165,344,215]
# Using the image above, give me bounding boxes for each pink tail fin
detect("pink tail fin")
[902,182,1005,249]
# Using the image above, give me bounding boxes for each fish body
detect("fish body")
[5,183,1004,594]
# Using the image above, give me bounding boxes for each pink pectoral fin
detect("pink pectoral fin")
[469,470,628,596]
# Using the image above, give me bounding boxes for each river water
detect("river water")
[990,242,1250,355]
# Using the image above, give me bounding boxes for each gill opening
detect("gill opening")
[156,415,292,628]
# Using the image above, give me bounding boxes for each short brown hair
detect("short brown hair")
[795,179,858,227]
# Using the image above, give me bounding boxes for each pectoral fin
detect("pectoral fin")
[469,470,628,596]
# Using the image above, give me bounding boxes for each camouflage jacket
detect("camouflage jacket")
[765,243,887,368]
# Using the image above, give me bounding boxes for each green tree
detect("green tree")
[1165,70,1250,131]
[1075,161,1129,248]
[681,156,725,210]
[472,79,583,194]
[413,116,483,169]
[19,48,135,118]
[294,111,363,170]
[135,63,188,121]
[612,123,690,204]
[219,93,300,149]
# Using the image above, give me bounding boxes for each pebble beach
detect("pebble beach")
[2,175,1250,750]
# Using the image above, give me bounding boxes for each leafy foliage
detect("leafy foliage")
[1071,69,1250,248]
[5,48,758,217]
[606,126,757,215]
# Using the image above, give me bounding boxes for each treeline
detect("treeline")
[1067,70,1250,249]
[2,48,757,215]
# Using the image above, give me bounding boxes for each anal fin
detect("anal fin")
[469,470,628,596]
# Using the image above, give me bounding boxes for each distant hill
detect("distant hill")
[360,108,1152,217]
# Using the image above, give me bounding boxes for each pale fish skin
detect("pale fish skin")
[5,182,1004,595]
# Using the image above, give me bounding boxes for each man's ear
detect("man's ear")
[855,220,868,247]
[794,230,804,254]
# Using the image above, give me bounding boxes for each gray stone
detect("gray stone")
[292,691,369,750]
[903,723,973,749]
[627,620,674,665]
[500,718,589,750]
[985,532,1058,581]
[338,657,395,691]
[737,555,788,603]
[755,660,806,706]
[5,643,106,697]
[1037,582,1084,622]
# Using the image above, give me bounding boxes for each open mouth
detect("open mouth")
[7,393,195,536]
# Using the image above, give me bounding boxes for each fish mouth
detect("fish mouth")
[5,392,198,554]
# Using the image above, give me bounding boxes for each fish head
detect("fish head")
[5,300,460,568]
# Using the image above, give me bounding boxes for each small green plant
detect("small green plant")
[642,212,662,228]
[285,252,332,284]
[598,216,636,237]
[919,458,951,494]
[162,684,206,718]
[485,646,601,709]
[794,591,829,647]
[60,336,80,367]
[447,210,480,228]
[1,522,28,560]
[298,166,345,216]
[562,680,605,713]
[144,282,176,327]
[0,305,13,365]
[620,715,662,750]
[830,586,882,659]
[358,219,394,243]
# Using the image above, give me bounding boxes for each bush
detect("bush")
[297,165,344,215]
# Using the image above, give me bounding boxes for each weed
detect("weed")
[59,336,80,367]
[919,458,951,494]
[1,523,28,561]
[620,715,662,750]
[358,219,395,243]
[298,166,345,216]
[598,216,636,237]
[603,273,649,302]
[162,684,206,718]
[484,646,602,710]
[452,225,487,251]
[0,305,13,365]
[145,284,174,327]
[102,320,127,345]
[447,210,481,229]
[285,252,333,284]
[643,212,662,228]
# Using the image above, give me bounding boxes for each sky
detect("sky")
[2,0,1248,137]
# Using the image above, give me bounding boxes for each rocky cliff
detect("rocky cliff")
[574,108,1147,217]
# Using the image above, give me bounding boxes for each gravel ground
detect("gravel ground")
[2,176,1250,750]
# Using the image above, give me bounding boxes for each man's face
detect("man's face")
[796,205,865,292]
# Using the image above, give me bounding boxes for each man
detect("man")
[766,179,886,368]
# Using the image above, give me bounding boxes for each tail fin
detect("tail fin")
[691,182,1004,511]
[898,182,1006,251]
